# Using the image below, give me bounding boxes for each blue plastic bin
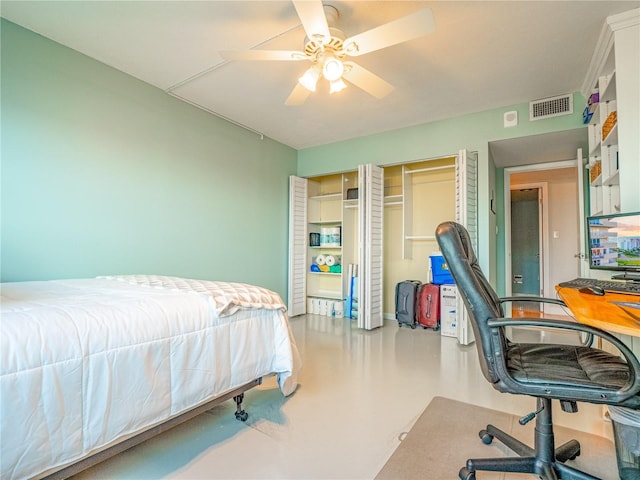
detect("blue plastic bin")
[430,255,454,285]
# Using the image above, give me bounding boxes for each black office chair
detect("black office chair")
[435,221,640,480]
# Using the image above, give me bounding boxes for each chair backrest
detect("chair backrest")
[435,221,506,385]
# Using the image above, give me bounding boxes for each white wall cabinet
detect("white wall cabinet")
[584,8,640,216]
[586,62,619,216]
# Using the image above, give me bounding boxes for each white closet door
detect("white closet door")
[288,176,307,316]
[358,164,384,330]
[455,150,478,344]
[456,149,478,252]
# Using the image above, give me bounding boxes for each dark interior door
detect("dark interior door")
[511,188,540,296]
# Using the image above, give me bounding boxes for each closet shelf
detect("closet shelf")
[404,235,437,241]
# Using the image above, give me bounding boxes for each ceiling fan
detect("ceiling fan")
[220,1,435,105]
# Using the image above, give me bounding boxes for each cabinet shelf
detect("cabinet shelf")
[310,193,341,200]
[603,170,620,186]
[308,219,341,224]
[600,71,617,103]
[602,123,618,146]
[384,194,403,206]
[405,165,454,175]
[405,235,437,241]
[307,291,343,300]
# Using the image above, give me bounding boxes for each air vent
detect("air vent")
[529,94,573,121]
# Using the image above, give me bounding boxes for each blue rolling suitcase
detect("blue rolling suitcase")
[395,280,422,328]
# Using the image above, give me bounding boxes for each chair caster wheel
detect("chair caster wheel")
[459,467,475,480]
[479,429,493,445]
[235,410,248,422]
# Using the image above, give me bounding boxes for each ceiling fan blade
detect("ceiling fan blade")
[343,8,435,57]
[220,50,307,61]
[292,0,331,44]
[285,82,312,106]
[342,62,394,99]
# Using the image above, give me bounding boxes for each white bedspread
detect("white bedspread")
[0,276,301,480]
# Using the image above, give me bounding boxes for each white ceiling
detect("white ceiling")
[1,0,638,158]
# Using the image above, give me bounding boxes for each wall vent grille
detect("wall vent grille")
[529,94,573,121]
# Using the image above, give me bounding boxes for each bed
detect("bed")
[0,275,301,480]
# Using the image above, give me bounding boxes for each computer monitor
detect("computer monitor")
[587,211,640,281]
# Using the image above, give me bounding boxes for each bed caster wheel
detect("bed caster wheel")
[459,467,475,480]
[235,410,248,422]
[479,429,493,445]
[567,447,580,461]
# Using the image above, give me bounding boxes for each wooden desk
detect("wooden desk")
[556,286,640,338]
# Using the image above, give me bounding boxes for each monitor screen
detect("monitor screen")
[587,211,640,272]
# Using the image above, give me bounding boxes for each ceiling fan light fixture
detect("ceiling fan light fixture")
[329,78,347,94]
[298,66,321,92]
[322,55,344,81]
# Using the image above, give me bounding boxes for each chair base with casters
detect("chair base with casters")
[459,397,601,480]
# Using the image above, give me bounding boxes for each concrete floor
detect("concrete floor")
[73,314,616,479]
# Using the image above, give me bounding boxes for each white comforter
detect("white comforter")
[0,276,301,480]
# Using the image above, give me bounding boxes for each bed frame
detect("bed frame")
[41,378,262,480]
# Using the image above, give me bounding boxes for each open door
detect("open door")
[504,154,585,316]
[287,176,307,316]
[576,148,589,277]
[357,164,384,330]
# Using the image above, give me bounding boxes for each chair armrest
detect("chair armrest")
[487,317,640,403]
[499,296,566,307]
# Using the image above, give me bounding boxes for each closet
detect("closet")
[288,165,383,330]
[288,150,477,331]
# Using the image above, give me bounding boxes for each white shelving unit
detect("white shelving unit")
[586,64,620,216]
[306,178,344,304]
[288,167,384,329]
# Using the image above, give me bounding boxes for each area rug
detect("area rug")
[375,396,617,480]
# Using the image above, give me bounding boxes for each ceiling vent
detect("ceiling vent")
[529,94,573,121]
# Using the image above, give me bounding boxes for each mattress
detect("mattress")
[0,275,301,479]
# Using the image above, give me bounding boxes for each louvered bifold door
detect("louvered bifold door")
[455,150,478,344]
[358,164,384,330]
[456,149,478,252]
[288,176,307,316]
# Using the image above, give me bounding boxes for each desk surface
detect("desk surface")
[556,286,640,337]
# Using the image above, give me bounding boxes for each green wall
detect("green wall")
[1,19,297,297]
[297,95,588,288]
[1,17,590,298]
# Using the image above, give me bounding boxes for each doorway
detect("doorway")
[504,160,582,311]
